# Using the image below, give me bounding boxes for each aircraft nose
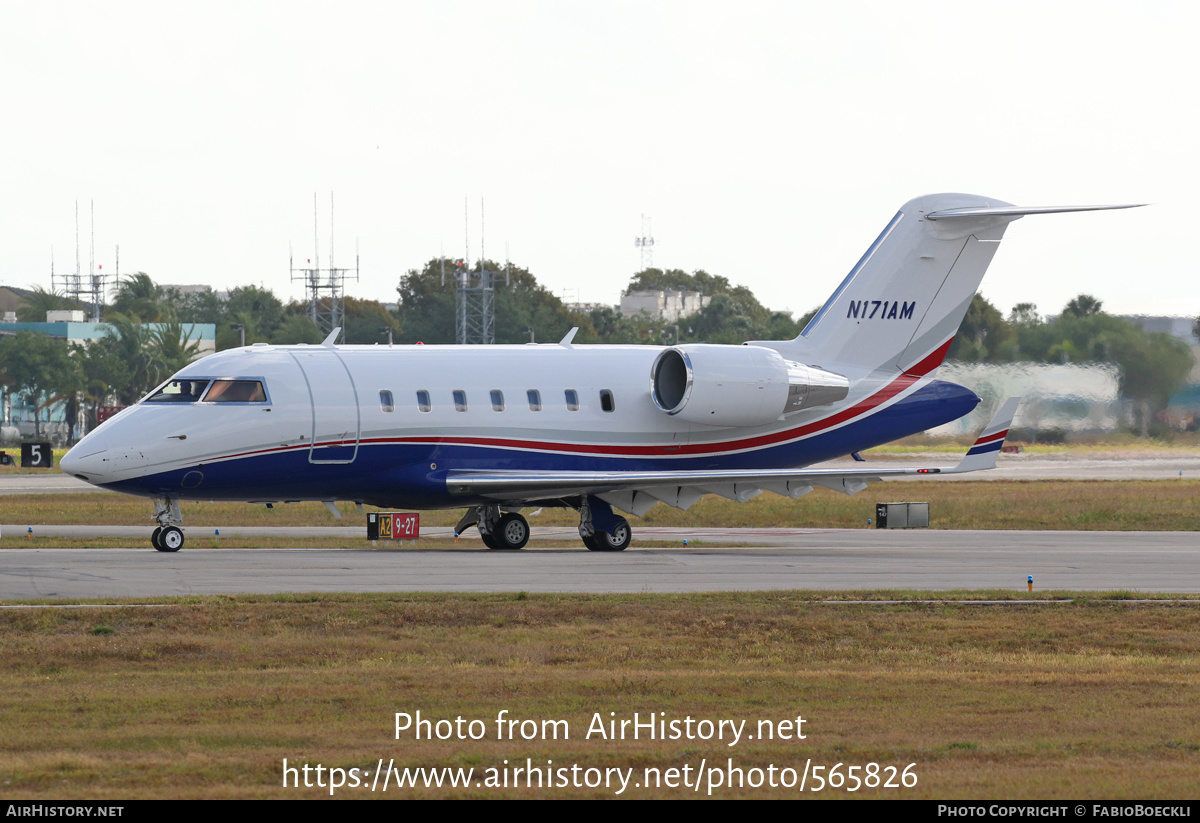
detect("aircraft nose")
[60,431,112,484]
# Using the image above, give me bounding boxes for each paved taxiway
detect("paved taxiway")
[4,460,1198,598]
[3,528,1198,599]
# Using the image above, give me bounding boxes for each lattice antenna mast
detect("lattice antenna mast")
[290,192,359,342]
[52,200,114,321]
[635,213,655,270]
[454,197,501,345]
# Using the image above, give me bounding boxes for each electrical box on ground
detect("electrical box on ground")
[875,502,929,529]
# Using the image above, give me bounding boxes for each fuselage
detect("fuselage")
[60,340,978,509]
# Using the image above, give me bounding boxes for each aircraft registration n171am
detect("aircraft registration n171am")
[60,193,1141,552]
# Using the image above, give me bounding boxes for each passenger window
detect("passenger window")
[416,390,431,413]
[564,389,579,411]
[380,390,394,413]
[204,380,268,403]
[527,389,542,411]
[490,390,504,411]
[600,389,615,412]
[453,390,468,412]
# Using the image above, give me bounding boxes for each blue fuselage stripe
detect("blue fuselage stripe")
[99,380,979,509]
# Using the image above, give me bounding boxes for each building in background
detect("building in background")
[0,316,215,445]
[619,290,710,322]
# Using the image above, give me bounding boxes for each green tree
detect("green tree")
[395,259,595,345]
[272,312,324,345]
[111,273,164,321]
[148,315,204,377]
[619,268,796,344]
[948,294,1017,362]
[98,315,169,404]
[395,259,459,343]
[1063,294,1103,318]
[341,297,401,345]
[1009,302,1041,326]
[1008,296,1193,435]
[15,287,82,322]
[218,285,285,349]
[165,286,224,325]
[0,332,79,438]
[72,336,132,431]
[625,268,732,295]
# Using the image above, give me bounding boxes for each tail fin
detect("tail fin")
[774,194,1142,378]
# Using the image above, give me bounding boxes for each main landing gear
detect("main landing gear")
[456,505,530,550]
[577,496,630,552]
[150,497,185,552]
[581,520,631,552]
[455,497,633,552]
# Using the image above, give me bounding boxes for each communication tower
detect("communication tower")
[50,200,116,322]
[635,214,655,270]
[290,193,359,343]
[449,199,508,345]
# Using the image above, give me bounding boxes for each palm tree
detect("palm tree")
[149,313,204,375]
[110,273,164,322]
[16,286,82,322]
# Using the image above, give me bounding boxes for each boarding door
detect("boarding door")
[289,349,361,464]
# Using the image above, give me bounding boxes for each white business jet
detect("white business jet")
[60,193,1139,552]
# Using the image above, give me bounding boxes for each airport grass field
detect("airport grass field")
[2,592,1200,799]
[3,469,1199,798]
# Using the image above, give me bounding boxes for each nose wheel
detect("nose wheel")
[150,497,185,551]
[152,526,184,552]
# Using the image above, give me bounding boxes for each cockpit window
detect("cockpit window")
[203,379,268,403]
[144,379,212,403]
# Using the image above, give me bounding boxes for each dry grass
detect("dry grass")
[2,593,1200,799]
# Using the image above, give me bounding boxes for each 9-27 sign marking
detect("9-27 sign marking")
[367,512,420,540]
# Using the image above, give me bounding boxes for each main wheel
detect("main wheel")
[157,526,184,552]
[583,518,631,551]
[151,527,163,550]
[494,513,530,550]
[479,528,500,550]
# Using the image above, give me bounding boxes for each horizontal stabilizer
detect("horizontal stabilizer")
[926,204,1145,220]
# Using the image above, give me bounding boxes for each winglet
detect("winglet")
[947,397,1021,473]
[322,327,342,347]
[559,327,579,347]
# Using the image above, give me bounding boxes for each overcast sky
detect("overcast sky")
[2,1,1195,322]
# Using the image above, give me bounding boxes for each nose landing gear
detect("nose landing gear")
[150,497,185,552]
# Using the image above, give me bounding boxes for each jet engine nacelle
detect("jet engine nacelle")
[650,345,849,428]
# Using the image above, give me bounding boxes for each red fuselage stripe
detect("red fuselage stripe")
[200,339,955,463]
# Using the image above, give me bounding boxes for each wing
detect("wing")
[446,398,1021,516]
